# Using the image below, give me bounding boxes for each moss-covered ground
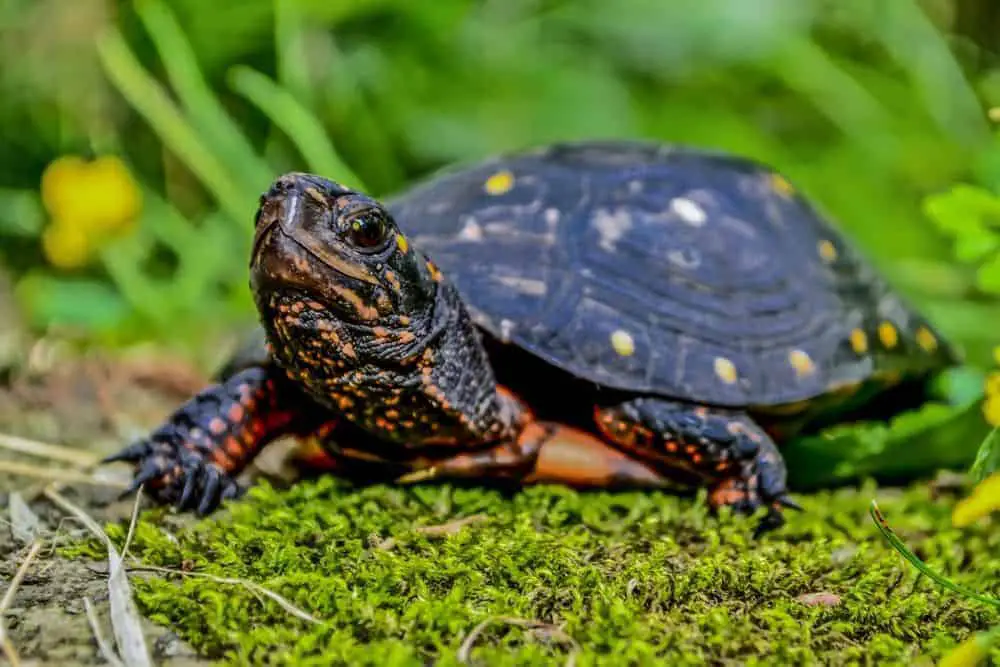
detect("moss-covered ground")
[66,474,999,666]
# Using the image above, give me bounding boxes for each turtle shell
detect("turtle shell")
[387,140,958,408]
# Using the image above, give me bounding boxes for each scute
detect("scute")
[387,140,958,407]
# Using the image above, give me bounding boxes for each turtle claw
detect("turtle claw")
[775,494,803,512]
[102,439,151,465]
[118,459,165,499]
[105,434,242,515]
[752,507,787,540]
[177,470,199,512]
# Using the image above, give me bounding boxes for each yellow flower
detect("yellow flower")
[38,154,142,270]
[83,155,142,234]
[987,371,1000,398]
[939,631,993,667]
[41,219,91,270]
[981,395,1000,427]
[40,155,89,222]
[952,472,1000,527]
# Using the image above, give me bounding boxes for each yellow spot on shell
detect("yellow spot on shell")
[484,170,515,196]
[818,240,837,263]
[849,329,868,355]
[915,326,938,352]
[788,349,816,377]
[770,173,795,197]
[878,321,899,349]
[610,329,635,357]
[396,234,409,253]
[714,357,738,384]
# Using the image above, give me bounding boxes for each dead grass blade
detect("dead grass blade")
[127,565,323,626]
[7,492,40,545]
[0,432,98,467]
[43,487,152,667]
[0,460,129,488]
[457,615,579,667]
[376,514,489,551]
[0,540,43,667]
[83,597,125,667]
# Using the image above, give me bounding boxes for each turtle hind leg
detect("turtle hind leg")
[395,421,680,491]
[594,398,800,537]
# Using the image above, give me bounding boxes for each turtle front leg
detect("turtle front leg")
[103,365,337,514]
[594,398,800,536]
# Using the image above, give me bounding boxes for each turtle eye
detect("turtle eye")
[346,210,389,249]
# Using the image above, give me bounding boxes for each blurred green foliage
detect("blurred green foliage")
[2,0,1000,366]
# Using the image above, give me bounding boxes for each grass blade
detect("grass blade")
[133,0,273,192]
[95,28,250,225]
[274,0,313,107]
[970,427,1000,483]
[227,65,365,189]
[869,500,1000,609]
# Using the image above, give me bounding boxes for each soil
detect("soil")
[0,343,218,666]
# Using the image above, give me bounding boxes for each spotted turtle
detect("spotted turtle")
[105,140,959,535]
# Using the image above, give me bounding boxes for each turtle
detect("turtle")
[103,139,959,536]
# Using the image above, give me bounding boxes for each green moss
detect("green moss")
[70,478,999,665]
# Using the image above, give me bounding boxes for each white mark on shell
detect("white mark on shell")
[500,318,516,342]
[593,208,632,251]
[457,216,484,241]
[628,180,643,194]
[494,275,547,296]
[544,208,560,226]
[667,249,700,269]
[670,197,707,226]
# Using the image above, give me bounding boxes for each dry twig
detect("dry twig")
[127,564,323,626]
[376,514,489,551]
[7,492,40,545]
[457,615,579,667]
[0,540,43,667]
[0,460,127,488]
[83,597,125,667]
[43,487,152,667]
[0,432,98,467]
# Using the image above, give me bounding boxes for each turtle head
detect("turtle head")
[249,172,513,446]
[251,173,440,321]
[250,173,444,369]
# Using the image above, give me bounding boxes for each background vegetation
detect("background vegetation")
[2,0,1000,664]
[3,0,1000,367]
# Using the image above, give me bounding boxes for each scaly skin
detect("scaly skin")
[106,172,800,535]
[104,365,337,513]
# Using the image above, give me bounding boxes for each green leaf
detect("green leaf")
[134,0,273,194]
[955,227,1000,264]
[976,253,1000,294]
[969,428,1000,484]
[95,27,252,226]
[226,65,366,190]
[923,184,1000,238]
[782,367,988,490]
[0,188,44,237]
[14,272,129,331]
[869,500,1000,609]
